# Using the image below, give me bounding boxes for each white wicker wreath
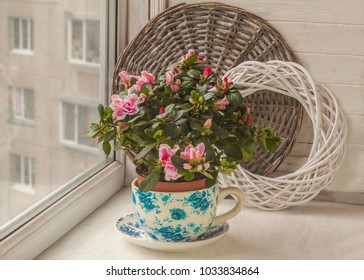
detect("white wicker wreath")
[218,61,347,210]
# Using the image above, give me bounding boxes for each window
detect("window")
[68,19,100,65]
[61,101,98,151]
[10,154,35,194]
[11,87,35,123]
[0,0,127,259]
[11,17,33,53]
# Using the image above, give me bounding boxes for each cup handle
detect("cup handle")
[211,187,244,227]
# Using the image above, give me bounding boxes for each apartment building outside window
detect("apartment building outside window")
[68,19,100,65]
[11,17,33,53]
[11,87,35,123]
[11,153,35,195]
[61,101,98,151]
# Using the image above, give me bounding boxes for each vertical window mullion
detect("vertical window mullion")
[83,20,86,62]
[75,104,79,144]
[19,18,23,50]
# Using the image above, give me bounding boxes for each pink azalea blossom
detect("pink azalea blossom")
[203,119,212,129]
[183,163,193,170]
[141,71,155,84]
[138,93,147,103]
[171,84,180,92]
[203,66,213,77]
[127,85,140,94]
[110,94,139,120]
[118,71,131,87]
[164,161,181,181]
[165,71,173,85]
[187,49,195,56]
[158,144,181,181]
[159,107,165,114]
[180,143,205,162]
[214,96,230,110]
[247,115,253,124]
[198,56,204,61]
[135,71,155,88]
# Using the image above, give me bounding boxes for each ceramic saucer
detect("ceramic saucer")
[114,213,229,252]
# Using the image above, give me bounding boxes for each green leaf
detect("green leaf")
[187,69,201,79]
[153,130,163,139]
[97,104,104,116]
[183,172,195,181]
[223,143,243,160]
[181,80,194,89]
[213,127,230,139]
[190,118,203,132]
[243,139,255,154]
[171,155,188,170]
[200,171,213,179]
[164,123,179,138]
[265,138,277,153]
[139,170,160,192]
[134,143,157,160]
[242,148,253,163]
[165,103,175,114]
[102,141,111,155]
[103,130,117,142]
[172,110,184,122]
[144,128,155,138]
[227,91,243,106]
[204,91,216,100]
[104,107,113,118]
[185,54,197,65]
[205,171,218,188]
[135,120,147,127]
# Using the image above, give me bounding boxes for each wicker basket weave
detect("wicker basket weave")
[112,2,303,176]
[218,61,347,210]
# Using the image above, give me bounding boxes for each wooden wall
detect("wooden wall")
[126,0,364,194]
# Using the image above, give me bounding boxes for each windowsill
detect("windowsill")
[36,186,364,260]
[68,60,100,74]
[9,118,35,126]
[11,184,36,195]
[61,140,99,155]
[9,49,34,56]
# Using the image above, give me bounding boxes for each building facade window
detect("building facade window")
[11,153,35,194]
[61,101,98,151]
[11,17,33,53]
[68,19,100,65]
[11,87,35,123]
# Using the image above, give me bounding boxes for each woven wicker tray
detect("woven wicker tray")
[112,2,303,176]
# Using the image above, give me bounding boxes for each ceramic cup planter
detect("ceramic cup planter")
[131,178,244,242]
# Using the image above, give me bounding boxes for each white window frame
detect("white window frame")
[10,17,34,55]
[11,87,35,124]
[60,100,99,154]
[11,154,35,195]
[0,0,128,259]
[67,18,100,67]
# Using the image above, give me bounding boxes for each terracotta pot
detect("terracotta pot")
[136,174,206,192]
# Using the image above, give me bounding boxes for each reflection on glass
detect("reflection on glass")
[0,0,102,235]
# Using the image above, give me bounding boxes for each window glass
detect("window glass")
[0,0,106,239]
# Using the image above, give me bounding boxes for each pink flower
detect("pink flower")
[159,144,179,165]
[171,84,180,92]
[158,144,181,181]
[164,162,181,181]
[135,71,155,88]
[138,93,147,103]
[198,56,204,61]
[110,94,139,120]
[159,107,165,114]
[122,94,139,115]
[165,71,173,85]
[187,49,195,56]
[203,119,212,129]
[180,143,205,162]
[127,85,140,94]
[203,66,212,77]
[183,163,193,170]
[247,115,253,124]
[214,96,230,110]
[118,71,131,87]
[173,67,179,74]
[141,71,155,84]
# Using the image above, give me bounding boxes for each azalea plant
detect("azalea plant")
[90,50,281,191]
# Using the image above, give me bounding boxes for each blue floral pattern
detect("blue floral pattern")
[132,184,224,242]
